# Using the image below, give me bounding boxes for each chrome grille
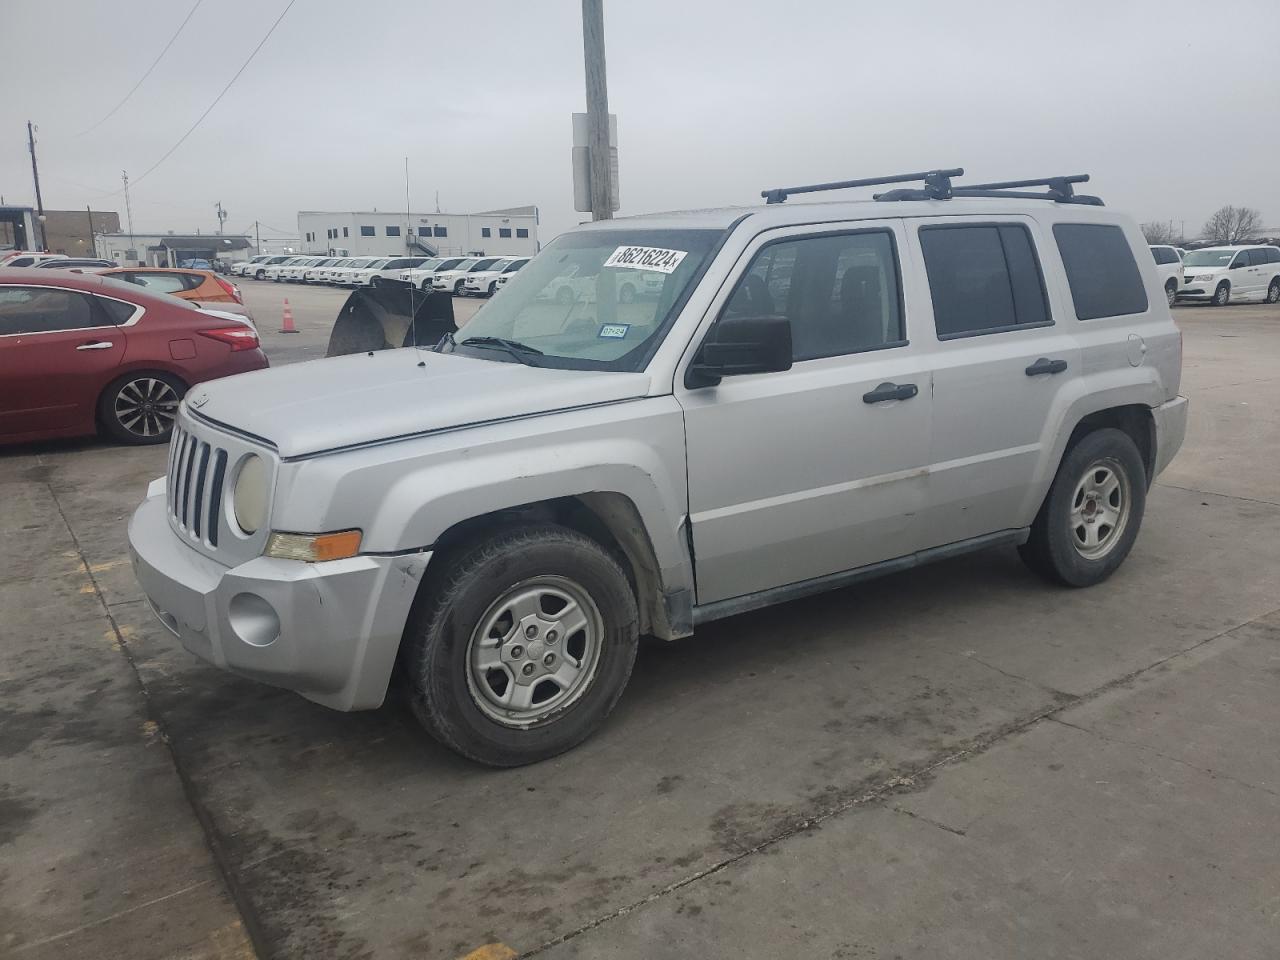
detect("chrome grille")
[167,424,228,547]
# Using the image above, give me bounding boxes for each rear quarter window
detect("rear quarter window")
[1054,224,1149,320]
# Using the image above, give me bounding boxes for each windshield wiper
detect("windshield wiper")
[434,329,456,353]
[458,336,544,366]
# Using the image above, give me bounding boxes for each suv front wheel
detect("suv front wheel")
[1019,428,1147,587]
[404,525,639,766]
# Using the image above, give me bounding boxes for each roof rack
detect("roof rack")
[761,168,963,205]
[875,173,1103,206]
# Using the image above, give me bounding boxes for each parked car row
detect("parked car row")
[399,256,531,296]
[233,253,534,297]
[1147,243,1280,306]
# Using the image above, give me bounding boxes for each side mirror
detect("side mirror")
[688,315,792,387]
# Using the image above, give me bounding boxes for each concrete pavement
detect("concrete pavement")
[1,299,1277,959]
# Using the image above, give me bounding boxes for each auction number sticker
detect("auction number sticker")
[603,245,688,274]
[598,323,630,339]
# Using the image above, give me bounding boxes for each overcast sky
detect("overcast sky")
[4,0,1278,245]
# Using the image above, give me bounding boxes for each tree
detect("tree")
[1202,205,1263,244]
[1141,220,1181,245]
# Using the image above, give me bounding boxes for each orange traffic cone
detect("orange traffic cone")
[280,298,297,333]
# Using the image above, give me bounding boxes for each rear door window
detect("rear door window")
[1053,223,1148,320]
[0,286,112,335]
[919,224,1050,338]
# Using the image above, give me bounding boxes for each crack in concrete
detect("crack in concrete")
[892,807,967,837]
[43,479,267,960]
[1046,716,1280,799]
[11,878,217,953]
[948,649,1078,701]
[517,602,1280,958]
[1154,481,1280,508]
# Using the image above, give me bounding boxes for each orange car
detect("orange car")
[99,267,245,309]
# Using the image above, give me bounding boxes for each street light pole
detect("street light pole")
[27,121,47,250]
[581,0,612,221]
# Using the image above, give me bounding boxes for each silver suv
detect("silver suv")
[129,169,1188,766]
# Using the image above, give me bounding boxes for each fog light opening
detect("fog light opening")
[228,592,281,648]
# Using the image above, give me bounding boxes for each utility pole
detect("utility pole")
[121,171,135,261]
[27,121,47,249]
[254,220,261,255]
[86,205,94,256]
[581,0,612,221]
[215,201,227,235]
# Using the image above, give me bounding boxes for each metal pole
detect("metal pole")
[28,121,47,249]
[121,171,135,261]
[581,0,612,221]
[86,204,94,256]
[254,220,261,255]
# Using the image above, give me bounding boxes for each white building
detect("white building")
[297,206,539,258]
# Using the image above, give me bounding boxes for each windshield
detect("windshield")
[1184,249,1236,267]
[469,258,501,271]
[444,228,722,372]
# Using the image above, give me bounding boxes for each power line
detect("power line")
[75,0,204,137]
[103,0,297,196]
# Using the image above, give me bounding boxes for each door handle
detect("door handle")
[862,381,918,404]
[76,341,114,351]
[1025,357,1068,376]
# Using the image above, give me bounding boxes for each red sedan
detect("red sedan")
[0,270,268,445]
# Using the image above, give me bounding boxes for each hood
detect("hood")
[189,347,652,457]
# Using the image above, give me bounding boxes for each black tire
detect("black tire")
[404,525,639,767]
[1019,428,1147,587]
[371,276,382,289]
[255,270,266,280]
[555,286,575,306]
[1212,281,1230,306]
[98,370,186,445]
[421,280,433,293]
[1165,280,1177,307]
[1267,279,1280,304]
[488,282,498,297]
[454,279,466,296]
[619,283,636,304]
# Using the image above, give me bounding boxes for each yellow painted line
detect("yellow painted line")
[89,558,130,573]
[80,583,97,594]
[457,945,517,960]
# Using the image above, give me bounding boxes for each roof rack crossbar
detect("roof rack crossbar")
[761,167,963,205]
[960,174,1090,194]
[949,187,1104,206]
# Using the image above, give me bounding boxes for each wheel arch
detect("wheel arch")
[426,492,684,641]
[1063,404,1156,485]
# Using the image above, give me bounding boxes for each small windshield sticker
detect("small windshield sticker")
[603,245,688,275]
[598,324,630,339]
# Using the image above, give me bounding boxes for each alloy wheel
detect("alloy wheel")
[114,377,179,439]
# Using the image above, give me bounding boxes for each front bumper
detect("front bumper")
[128,491,431,711]
[1152,395,1189,478]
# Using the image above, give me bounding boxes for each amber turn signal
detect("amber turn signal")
[265,530,362,562]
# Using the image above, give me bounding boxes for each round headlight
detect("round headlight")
[233,454,268,534]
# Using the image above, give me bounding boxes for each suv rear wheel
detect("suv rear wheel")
[1019,428,1147,587]
[1267,279,1280,304]
[1164,279,1177,307]
[404,525,639,766]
